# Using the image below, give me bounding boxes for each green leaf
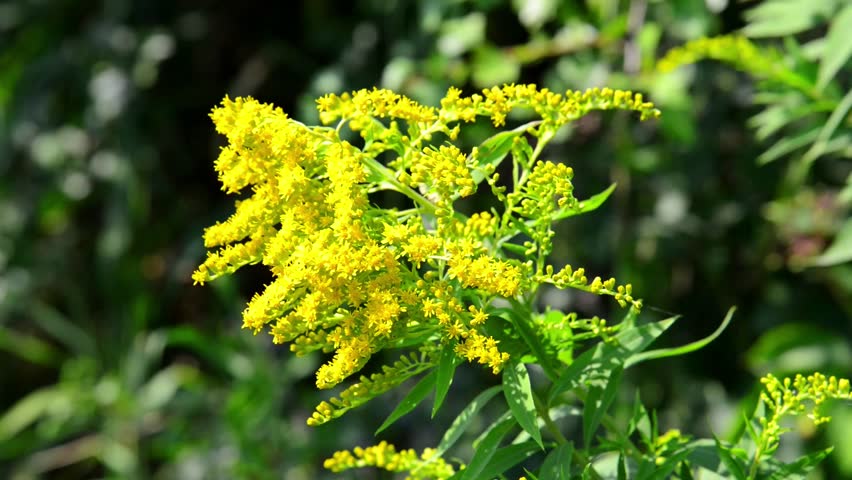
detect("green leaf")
[538,442,574,479]
[376,371,436,434]
[582,365,623,447]
[548,315,677,404]
[0,387,65,440]
[472,121,540,185]
[827,406,852,475]
[818,5,852,90]
[639,447,694,480]
[472,44,521,89]
[808,218,852,267]
[743,0,834,38]
[745,322,848,373]
[765,447,834,479]
[432,343,460,417]
[0,326,61,366]
[626,307,735,367]
[455,414,516,480]
[682,439,724,475]
[617,453,628,480]
[802,88,852,165]
[749,98,833,142]
[503,360,544,449]
[30,301,95,355]
[500,306,560,381]
[714,436,748,480]
[549,183,617,222]
[512,0,557,30]
[628,390,649,438]
[678,462,695,480]
[139,364,198,411]
[438,12,486,57]
[750,98,801,141]
[757,128,820,165]
[477,440,541,480]
[435,385,502,458]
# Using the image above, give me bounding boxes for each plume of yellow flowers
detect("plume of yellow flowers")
[756,373,852,455]
[324,441,455,479]
[195,84,657,400]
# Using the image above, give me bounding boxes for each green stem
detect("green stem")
[361,156,436,213]
[533,390,569,445]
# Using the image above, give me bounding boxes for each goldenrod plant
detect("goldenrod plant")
[195,85,851,479]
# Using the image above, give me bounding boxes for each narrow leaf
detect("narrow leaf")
[818,5,852,90]
[802,88,852,165]
[743,0,833,38]
[757,128,820,165]
[539,442,574,480]
[626,307,735,367]
[807,218,852,267]
[548,316,677,403]
[435,385,502,458]
[682,439,723,474]
[714,436,748,480]
[628,390,649,438]
[471,121,540,184]
[503,361,544,449]
[433,344,459,417]
[0,326,61,366]
[550,183,617,222]
[376,371,436,434]
[766,447,833,479]
[644,448,694,480]
[0,387,64,439]
[582,365,623,447]
[477,441,540,480]
[618,453,628,480]
[501,306,560,381]
[456,414,515,480]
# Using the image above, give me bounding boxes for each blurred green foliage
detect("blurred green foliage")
[0,0,849,478]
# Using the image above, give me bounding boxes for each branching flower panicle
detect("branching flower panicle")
[756,373,852,457]
[195,84,657,432]
[324,441,455,480]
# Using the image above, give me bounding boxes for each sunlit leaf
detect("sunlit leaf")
[435,385,503,458]
[744,0,835,38]
[477,440,540,479]
[432,344,459,417]
[817,5,852,90]
[376,371,436,434]
[548,316,677,403]
[539,442,574,479]
[454,414,515,480]
[503,360,543,449]
[808,218,852,267]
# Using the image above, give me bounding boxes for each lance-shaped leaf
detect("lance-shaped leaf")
[471,121,540,185]
[432,343,460,417]
[434,385,502,458]
[548,316,677,404]
[376,371,436,434]
[503,360,544,449]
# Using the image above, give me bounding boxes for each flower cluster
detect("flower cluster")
[308,351,434,427]
[195,84,656,419]
[438,84,660,128]
[757,372,852,456]
[324,441,455,480]
[656,35,779,75]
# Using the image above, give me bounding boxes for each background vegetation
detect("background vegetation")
[1,0,849,478]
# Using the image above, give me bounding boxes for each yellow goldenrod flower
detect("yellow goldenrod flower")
[196,83,652,411]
